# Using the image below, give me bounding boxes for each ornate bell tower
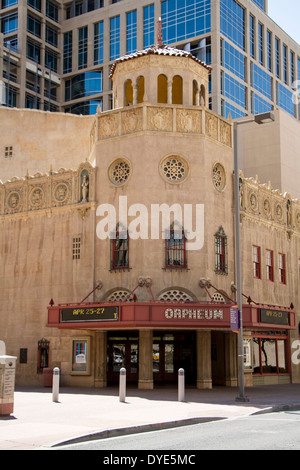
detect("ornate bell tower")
[109,20,211,110]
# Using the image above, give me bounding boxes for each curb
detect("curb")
[251,403,300,415]
[50,417,226,448]
[50,403,300,448]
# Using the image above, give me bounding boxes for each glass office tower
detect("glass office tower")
[0,0,299,119]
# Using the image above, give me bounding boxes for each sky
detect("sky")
[267,0,300,45]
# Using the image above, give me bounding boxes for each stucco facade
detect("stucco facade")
[0,46,299,389]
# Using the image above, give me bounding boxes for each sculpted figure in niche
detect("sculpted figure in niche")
[81,174,89,202]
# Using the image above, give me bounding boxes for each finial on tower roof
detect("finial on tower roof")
[157,17,163,47]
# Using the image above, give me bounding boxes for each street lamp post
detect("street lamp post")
[233,112,275,403]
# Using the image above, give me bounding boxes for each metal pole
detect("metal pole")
[52,367,60,402]
[119,367,126,402]
[178,368,185,402]
[234,124,249,403]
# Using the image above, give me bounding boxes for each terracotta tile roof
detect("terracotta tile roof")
[109,45,212,78]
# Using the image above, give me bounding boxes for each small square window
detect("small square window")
[4,146,13,158]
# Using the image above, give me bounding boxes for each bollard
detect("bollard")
[178,368,185,402]
[52,367,60,403]
[119,367,126,402]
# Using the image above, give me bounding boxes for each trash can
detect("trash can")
[43,367,53,387]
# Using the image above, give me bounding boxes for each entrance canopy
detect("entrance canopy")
[46,301,296,331]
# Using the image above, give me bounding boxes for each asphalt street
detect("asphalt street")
[56,410,300,451]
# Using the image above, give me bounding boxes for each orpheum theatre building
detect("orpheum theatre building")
[1,42,299,390]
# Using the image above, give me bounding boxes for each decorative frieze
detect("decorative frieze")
[0,162,95,218]
[239,172,300,235]
[96,104,232,148]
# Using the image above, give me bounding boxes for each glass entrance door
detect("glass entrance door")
[107,332,139,384]
[153,332,196,384]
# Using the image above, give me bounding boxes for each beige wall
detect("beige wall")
[0,107,94,182]
[90,103,234,304]
[237,109,300,199]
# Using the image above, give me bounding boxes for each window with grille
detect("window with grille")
[215,227,227,274]
[165,227,187,269]
[111,227,129,270]
[72,237,81,260]
[253,245,261,279]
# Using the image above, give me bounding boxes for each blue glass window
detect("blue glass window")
[65,71,103,101]
[249,14,255,59]
[143,4,155,48]
[221,39,245,81]
[63,31,72,74]
[221,99,245,119]
[110,16,120,61]
[45,48,58,72]
[1,12,18,34]
[220,0,245,51]
[275,37,280,78]
[251,0,264,10]
[277,83,295,117]
[94,21,104,65]
[251,92,272,115]
[283,44,288,84]
[45,24,58,47]
[27,0,41,12]
[251,63,272,101]
[46,0,58,23]
[27,13,41,37]
[161,0,211,44]
[290,51,295,85]
[221,71,246,109]
[258,23,263,65]
[126,10,137,54]
[2,0,18,7]
[267,30,272,72]
[26,39,41,63]
[78,26,88,70]
[65,100,102,115]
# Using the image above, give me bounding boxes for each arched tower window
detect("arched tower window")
[172,75,183,104]
[193,80,199,105]
[125,79,133,106]
[157,74,168,103]
[200,84,206,106]
[137,76,145,103]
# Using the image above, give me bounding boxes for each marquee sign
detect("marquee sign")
[260,308,289,326]
[164,308,224,320]
[47,302,295,331]
[61,306,119,323]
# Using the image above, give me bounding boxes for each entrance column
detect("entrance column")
[224,332,238,387]
[196,330,212,389]
[94,330,107,388]
[139,330,153,390]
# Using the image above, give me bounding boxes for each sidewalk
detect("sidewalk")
[1,383,300,450]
